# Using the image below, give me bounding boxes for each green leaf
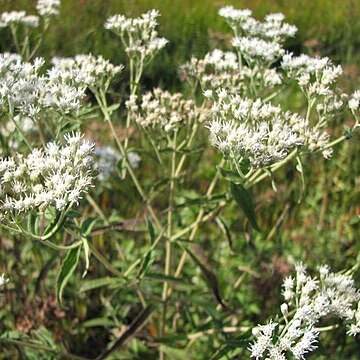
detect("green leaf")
[180,243,226,307]
[159,345,188,359]
[230,182,260,231]
[56,246,81,305]
[144,273,190,285]
[80,277,123,292]
[27,212,39,236]
[82,318,116,328]
[146,217,155,245]
[215,217,233,251]
[175,193,226,209]
[80,217,98,237]
[137,217,157,278]
[210,345,243,360]
[217,166,242,183]
[106,103,120,115]
[33,327,57,350]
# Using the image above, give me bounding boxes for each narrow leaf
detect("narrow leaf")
[82,318,116,328]
[217,166,242,183]
[230,182,260,231]
[181,243,226,308]
[215,217,233,251]
[81,217,98,237]
[95,305,155,360]
[56,246,81,305]
[80,277,123,292]
[82,237,90,278]
[146,217,156,245]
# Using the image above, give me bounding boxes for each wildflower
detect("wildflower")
[0,54,88,118]
[232,37,284,65]
[348,90,360,112]
[105,10,168,63]
[181,49,282,95]
[128,88,205,133]
[0,132,95,216]
[207,89,323,168]
[51,54,123,91]
[249,263,360,359]
[36,0,61,17]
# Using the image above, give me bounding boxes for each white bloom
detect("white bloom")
[0,273,9,286]
[36,0,61,17]
[250,263,360,359]
[105,10,167,62]
[0,133,95,215]
[207,90,309,168]
[232,37,284,64]
[130,88,205,133]
[218,6,252,22]
[348,90,360,112]
[51,54,123,90]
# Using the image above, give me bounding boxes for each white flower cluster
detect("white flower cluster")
[207,89,331,168]
[249,263,360,359]
[181,50,282,94]
[232,37,284,65]
[51,54,123,91]
[219,6,296,68]
[348,90,360,113]
[219,6,297,42]
[0,132,94,216]
[36,0,61,17]
[0,11,39,29]
[0,273,9,287]
[0,0,60,30]
[282,53,345,116]
[105,10,168,62]
[126,88,205,132]
[0,53,86,118]
[281,53,330,76]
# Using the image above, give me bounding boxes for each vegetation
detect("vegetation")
[0,1,359,359]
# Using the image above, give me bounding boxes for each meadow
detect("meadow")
[0,0,359,359]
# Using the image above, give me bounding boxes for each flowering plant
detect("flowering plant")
[0,2,358,359]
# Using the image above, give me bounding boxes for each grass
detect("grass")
[2,0,360,90]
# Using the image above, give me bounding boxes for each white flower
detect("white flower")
[0,273,9,286]
[36,0,61,17]
[218,6,252,22]
[249,263,360,359]
[0,133,95,216]
[51,54,123,90]
[348,90,360,112]
[130,88,205,133]
[232,37,284,64]
[105,10,167,62]
[207,90,313,168]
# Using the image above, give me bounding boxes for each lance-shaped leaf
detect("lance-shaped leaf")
[56,246,81,305]
[181,243,226,308]
[230,182,260,231]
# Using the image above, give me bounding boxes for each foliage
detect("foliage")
[0,1,359,359]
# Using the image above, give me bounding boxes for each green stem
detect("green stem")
[95,90,162,230]
[161,132,177,339]
[169,158,225,294]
